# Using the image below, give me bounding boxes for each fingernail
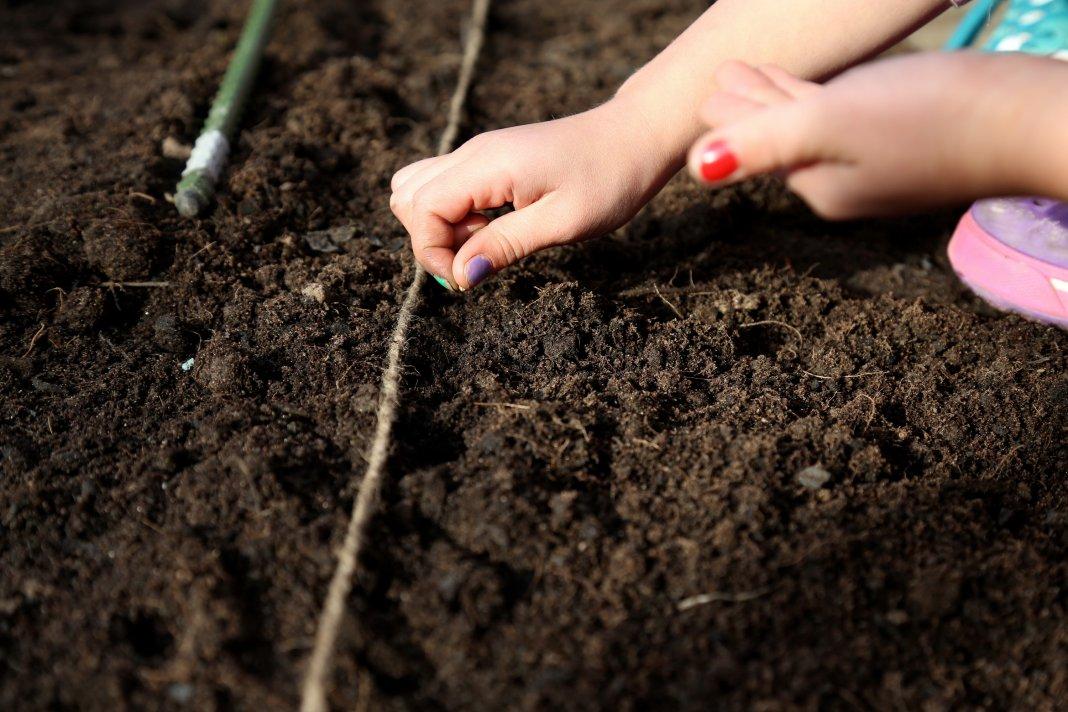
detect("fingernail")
[464,255,494,288]
[699,140,739,182]
[432,275,454,291]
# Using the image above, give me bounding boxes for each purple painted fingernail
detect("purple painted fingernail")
[464,255,494,288]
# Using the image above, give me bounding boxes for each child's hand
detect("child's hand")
[390,99,678,290]
[688,53,1068,217]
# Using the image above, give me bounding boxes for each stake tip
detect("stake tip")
[174,189,206,218]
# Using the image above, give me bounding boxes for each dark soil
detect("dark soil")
[1,1,1065,710]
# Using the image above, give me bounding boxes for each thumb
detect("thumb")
[687,101,821,186]
[450,195,573,290]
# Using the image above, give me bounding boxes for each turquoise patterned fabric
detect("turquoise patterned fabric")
[984,0,1068,55]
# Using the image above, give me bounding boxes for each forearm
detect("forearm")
[616,0,950,170]
[1004,62,1068,201]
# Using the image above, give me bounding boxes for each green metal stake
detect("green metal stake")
[175,0,279,218]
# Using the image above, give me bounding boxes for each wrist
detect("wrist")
[586,92,689,186]
[1023,78,1068,201]
[611,75,705,175]
[964,54,1068,201]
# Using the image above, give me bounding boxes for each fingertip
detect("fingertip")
[688,132,740,185]
[450,248,496,291]
[417,244,460,290]
[391,165,412,192]
[451,226,506,291]
[461,254,495,291]
[449,201,567,290]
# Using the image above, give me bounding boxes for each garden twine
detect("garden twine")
[299,0,491,709]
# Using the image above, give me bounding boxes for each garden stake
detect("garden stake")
[299,1,491,710]
[174,0,279,218]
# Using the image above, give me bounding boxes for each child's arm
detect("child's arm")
[391,0,953,289]
[686,52,1068,214]
[615,0,950,169]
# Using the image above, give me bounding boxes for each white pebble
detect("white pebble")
[797,465,831,489]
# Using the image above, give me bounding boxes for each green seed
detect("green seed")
[432,275,454,291]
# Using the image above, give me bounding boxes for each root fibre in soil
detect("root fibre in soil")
[0,1,1066,710]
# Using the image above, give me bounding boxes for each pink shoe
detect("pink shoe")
[948,197,1068,328]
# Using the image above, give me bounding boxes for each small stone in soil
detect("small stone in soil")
[167,682,194,704]
[797,465,831,489]
[886,609,909,625]
[302,225,356,253]
[30,377,63,394]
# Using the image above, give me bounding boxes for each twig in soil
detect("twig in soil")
[189,241,216,260]
[857,393,877,431]
[632,437,661,451]
[676,587,770,611]
[800,369,885,380]
[21,324,46,358]
[136,516,165,536]
[300,2,491,710]
[616,284,718,298]
[99,281,172,289]
[653,283,684,319]
[129,191,157,204]
[988,444,1023,479]
[473,401,532,410]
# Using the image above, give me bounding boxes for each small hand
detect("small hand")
[687,53,1067,217]
[390,98,677,290]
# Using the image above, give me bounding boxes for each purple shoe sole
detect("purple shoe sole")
[958,275,1068,328]
[948,202,1068,329]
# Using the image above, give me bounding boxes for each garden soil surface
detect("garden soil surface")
[1,1,1066,710]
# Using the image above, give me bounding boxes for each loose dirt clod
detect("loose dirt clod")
[82,220,157,281]
[152,314,189,353]
[191,340,257,395]
[55,288,107,332]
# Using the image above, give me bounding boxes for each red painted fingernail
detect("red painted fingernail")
[699,140,739,182]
